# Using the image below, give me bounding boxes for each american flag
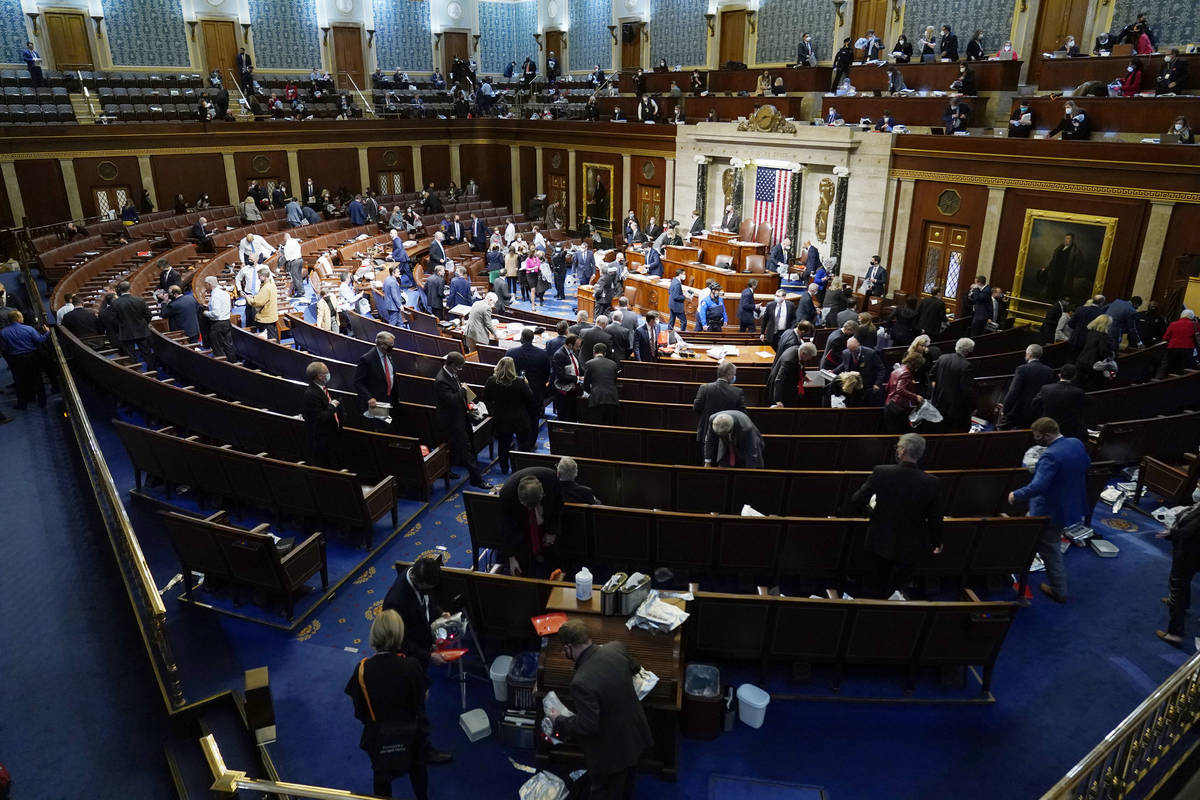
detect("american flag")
[752,167,790,245]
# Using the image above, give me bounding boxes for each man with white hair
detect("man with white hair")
[279,232,304,296]
[428,230,448,268]
[931,337,976,431]
[704,409,764,468]
[580,314,617,364]
[247,265,279,338]
[795,283,818,325]
[464,291,498,351]
[201,275,235,360]
[238,231,275,266]
[1000,343,1056,430]
[719,204,739,233]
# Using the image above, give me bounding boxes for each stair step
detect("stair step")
[68,91,96,124]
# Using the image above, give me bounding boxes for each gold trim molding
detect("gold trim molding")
[888,168,1200,205]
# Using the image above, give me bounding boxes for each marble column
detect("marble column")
[888,178,915,287]
[567,148,577,228]
[357,147,370,194]
[449,143,462,188]
[621,153,632,220]
[59,159,84,222]
[694,157,709,226]
[785,166,803,245]
[1132,201,1174,301]
[730,161,744,225]
[975,186,1007,281]
[535,147,544,194]
[223,153,239,210]
[509,146,522,213]
[1,162,24,225]
[411,145,424,192]
[286,151,302,200]
[663,157,675,223]
[829,169,850,272]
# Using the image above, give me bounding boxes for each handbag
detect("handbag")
[357,658,419,772]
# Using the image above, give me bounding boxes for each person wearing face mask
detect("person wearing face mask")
[849,433,944,599]
[1062,35,1080,57]
[796,32,817,67]
[891,34,913,63]
[302,361,342,467]
[1048,100,1091,140]
[1156,49,1189,95]
[1093,30,1116,56]
[1115,57,1144,96]
[1166,116,1195,145]
[354,331,401,431]
[965,30,985,61]
[951,64,976,95]
[938,25,959,61]
[996,40,1018,60]
[1008,417,1091,605]
[1009,99,1034,137]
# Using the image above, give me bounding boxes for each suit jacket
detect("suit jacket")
[692,378,746,441]
[471,218,488,245]
[796,40,816,65]
[161,295,200,340]
[644,248,663,277]
[837,346,885,389]
[1002,359,1056,429]
[720,211,740,232]
[301,381,342,456]
[689,217,704,236]
[580,325,616,364]
[761,299,796,346]
[737,287,757,325]
[1013,435,1091,527]
[703,409,764,467]
[555,642,654,777]
[497,466,563,567]
[968,284,993,322]
[864,264,887,296]
[1042,301,1067,343]
[511,342,552,403]
[575,249,597,279]
[634,325,663,362]
[767,244,791,271]
[424,273,445,311]
[353,347,400,407]
[381,275,404,316]
[158,268,182,291]
[434,367,472,436]
[851,462,943,562]
[191,222,211,241]
[464,300,497,345]
[1068,304,1105,350]
[916,296,947,338]
[668,277,687,314]
[1032,381,1088,440]
[60,307,101,338]
[766,345,806,407]
[583,356,620,407]
[428,240,447,267]
[794,292,816,324]
[112,293,151,341]
[447,276,472,309]
[931,351,974,422]
[381,568,442,668]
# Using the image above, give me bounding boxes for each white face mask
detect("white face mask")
[1165,56,1173,63]
[1127,66,1134,72]
[1003,45,1012,51]
[1176,123,1184,131]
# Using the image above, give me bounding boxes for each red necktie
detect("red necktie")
[382,352,392,395]
[727,437,736,466]
[325,386,340,426]
[528,508,542,555]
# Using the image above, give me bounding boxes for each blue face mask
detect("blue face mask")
[729,375,737,384]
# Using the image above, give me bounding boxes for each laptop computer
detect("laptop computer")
[1161,133,1180,144]
[929,127,946,135]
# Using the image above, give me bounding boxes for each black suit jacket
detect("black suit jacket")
[511,342,552,403]
[794,292,816,324]
[851,462,943,562]
[837,346,885,389]
[555,642,654,777]
[161,295,200,340]
[916,296,947,338]
[424,273,445,311]
[191,222,211,241]
[381,567,442,669]
[689,217,704,236]
[1001,359,1056,429]
[112,293,151,341]
[931,352,975,423]
[583,356,620,407]
[1032,381,1089,440]
[158,268,182,291]
[60,307,101,338]
[766,345,805,407]
[1068,304,1105,349]
[968,285,992,322]
[737,287,756,324]
[691,378,746,441]
[760,299,796,346]
[429,240,447,267]
[497,466,562,568]
[353,347,400,407]
[301,381,342,456]
[580,326,616,363]
[434,367,471,436]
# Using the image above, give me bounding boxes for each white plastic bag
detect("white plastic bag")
[519,771,568,800]
[908,400,943,425]
[540,691,573,745]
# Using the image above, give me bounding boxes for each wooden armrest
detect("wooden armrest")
[756,585,771,596]
[688,582,700,594]
[249,523,272,534]
[1185,452,1197,463]
[961,588,982,603]
[204,511,229,523]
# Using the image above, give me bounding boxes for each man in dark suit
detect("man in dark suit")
[967,275,991,336]
[236,48,253,90]
[436,352,490,488]
[424,264,446,319]
[302,178,321,209]
[1031,364,1089,440]
[497,466,563,576]
[766,341,817,407]
[568,310,593,338]
[511,327,552,430]
[688,210,704,237]
[667,269,688,332]
[551,334,583,422]
[850,433,944,598]
[61,303,102,339]
[760,290,795,347]
[582,343,621,424]
[931,337,976,431]
[470,212,488,251]
[831,37,854,92]
[1067,294,1107,354]
[574,241,597,287]
[644,216,663,242]
[718,205,739,233]
[836,337,886,399]
[1000,344,1057,430]
[550,620,654,800]
[644,245,663,278]
[301,361,341,467]
[794,285,817,325]
[796,33,816,67]
[737,279,758,332]
[634,311,669,362]
[704,410,764,468]
[191,217,214,253]
[767,237,792,276]
[157,259,182,292]
[863,255,887,297]
[443,215,464,244]
[692,361,746,449]
[1041,297,1069,344]
[160,286,201,342]
[819,319,858,370]
[916,288,947,338]
[112,281,153,368]
[353,331,400,430]
[580,316,617,365]
[428,231,448,268]
[447,267,472,310]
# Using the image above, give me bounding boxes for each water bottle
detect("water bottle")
[575,567,593,602]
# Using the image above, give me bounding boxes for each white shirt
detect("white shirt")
[504,223,516,244]
[205,287,231,320]
[533,232,547,250]
[239,234,275,263]
[235,263,259,295]
[281,237,302,261]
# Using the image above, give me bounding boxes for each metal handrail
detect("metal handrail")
[337,71,375,118]
[19,261,184,708]
[225,69,249,118]
[1042,648,1200,799]
[202,735,378,799]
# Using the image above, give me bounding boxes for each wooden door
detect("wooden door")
[1156,255,1199,319]
[918,223,969,302]
[200,20,239,88]
[443,31,469,79]
[92,186,132,220]
[621,23,644,71]
[1027,0,1089,86]
[718,10,746,66]
[853,0,888,51]
[548,174,567,207]
[637,185,663,232]
[333,26,365,91]
[45,12,93,71]
[546,30,565,74]
[377,171,407,196]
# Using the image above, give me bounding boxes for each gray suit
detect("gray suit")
[691,378,746,441]
[703,409,764,468]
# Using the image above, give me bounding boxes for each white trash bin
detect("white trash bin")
[491,655,513,702]
[736,683,770,729]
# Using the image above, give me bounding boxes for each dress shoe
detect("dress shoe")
[425,748,453,765]
[1156,630,1184,647]
[470,479,493,489]
[273,537,295,555]
[446,472,462,480]
[1162,597,1171,605]
[1039,583,1066,604]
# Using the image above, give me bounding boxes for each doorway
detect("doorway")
[853,0,888,52]
[621,22,644,71]
[333,26,365,91]
[1027,0,1089,85]
[718,10,746,65]
[45,11,93,71]
[200,20,239,89]
[92,186,133,220]
[443,31,470,80]
[377,171,408,197]
[637,185,663,231]
[546,30,565,74]
[918,222,969,301]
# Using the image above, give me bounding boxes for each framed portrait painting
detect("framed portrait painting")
[1013,209,1117,308]
[582,162,614,233]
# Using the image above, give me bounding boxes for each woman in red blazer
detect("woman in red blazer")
[1163,309,1198,373]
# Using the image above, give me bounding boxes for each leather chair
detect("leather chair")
[744,254,766,274]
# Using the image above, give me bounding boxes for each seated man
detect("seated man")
[556,456,599,504]
[191,217,214,252]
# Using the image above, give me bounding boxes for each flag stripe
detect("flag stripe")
[752,167,790,246]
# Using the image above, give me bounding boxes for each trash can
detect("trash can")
[507,651,539,712]
[490,655,513,702]
[736,683,770,729]
[682,664,723,740]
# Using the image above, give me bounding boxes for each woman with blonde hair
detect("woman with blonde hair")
[906,333,939,395]
[919,26,937,59]
[856,311,878,348]
[826,370,864,407]
[483,356,534,473]
[1075,314,1114,389]
[503,244,521,296]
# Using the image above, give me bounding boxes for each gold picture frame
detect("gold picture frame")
[1012,209,1118,310]
[582,162,614,232]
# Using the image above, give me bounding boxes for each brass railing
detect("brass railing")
[19,260,184,708]
[1042,649,1200,799]
[202,735,377,800]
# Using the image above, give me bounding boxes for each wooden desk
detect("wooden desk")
[665,258,779,295]
[537,586,683,778]
[1016,96,1200,135]
[619,67,833,95]
[848,59,1022,93]
[821,95,990,127]
[596,273,778,324]
[692,234,768,271]
[1036,53,1200,93]
[596,95,805,123]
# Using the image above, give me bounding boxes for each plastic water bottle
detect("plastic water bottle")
[575,567,593,602]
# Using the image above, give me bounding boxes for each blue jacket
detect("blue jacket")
[1012,436,1091,528]
[348,200,368,225]
[162,294,201,340]
[381,275,404,316]
[390,236,407,263]
[668,276,686,313]
[285,201,305,226]
[447,276,472,309]
[645,248,663,277]
[697,294,727,330]
[1106,298,1142,348]
[737,287,756,324]
[575,249,596,279]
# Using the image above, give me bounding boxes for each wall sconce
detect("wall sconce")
[642,26,649,42]
[321,26,331,45]
[91,16,105,38]
[27,13,39,36]
[366,29,375,48]
[187,20,198,41]
[533,32,542,51]
[473,34,481,52]
[746,10,756,34]
[433,31,443,50]
[891,0,901,22]
[832,0,846,25]
[607,25,617,45]
[704,13,715,36]
[242,23,252,44]
[1019,0,1028,9]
